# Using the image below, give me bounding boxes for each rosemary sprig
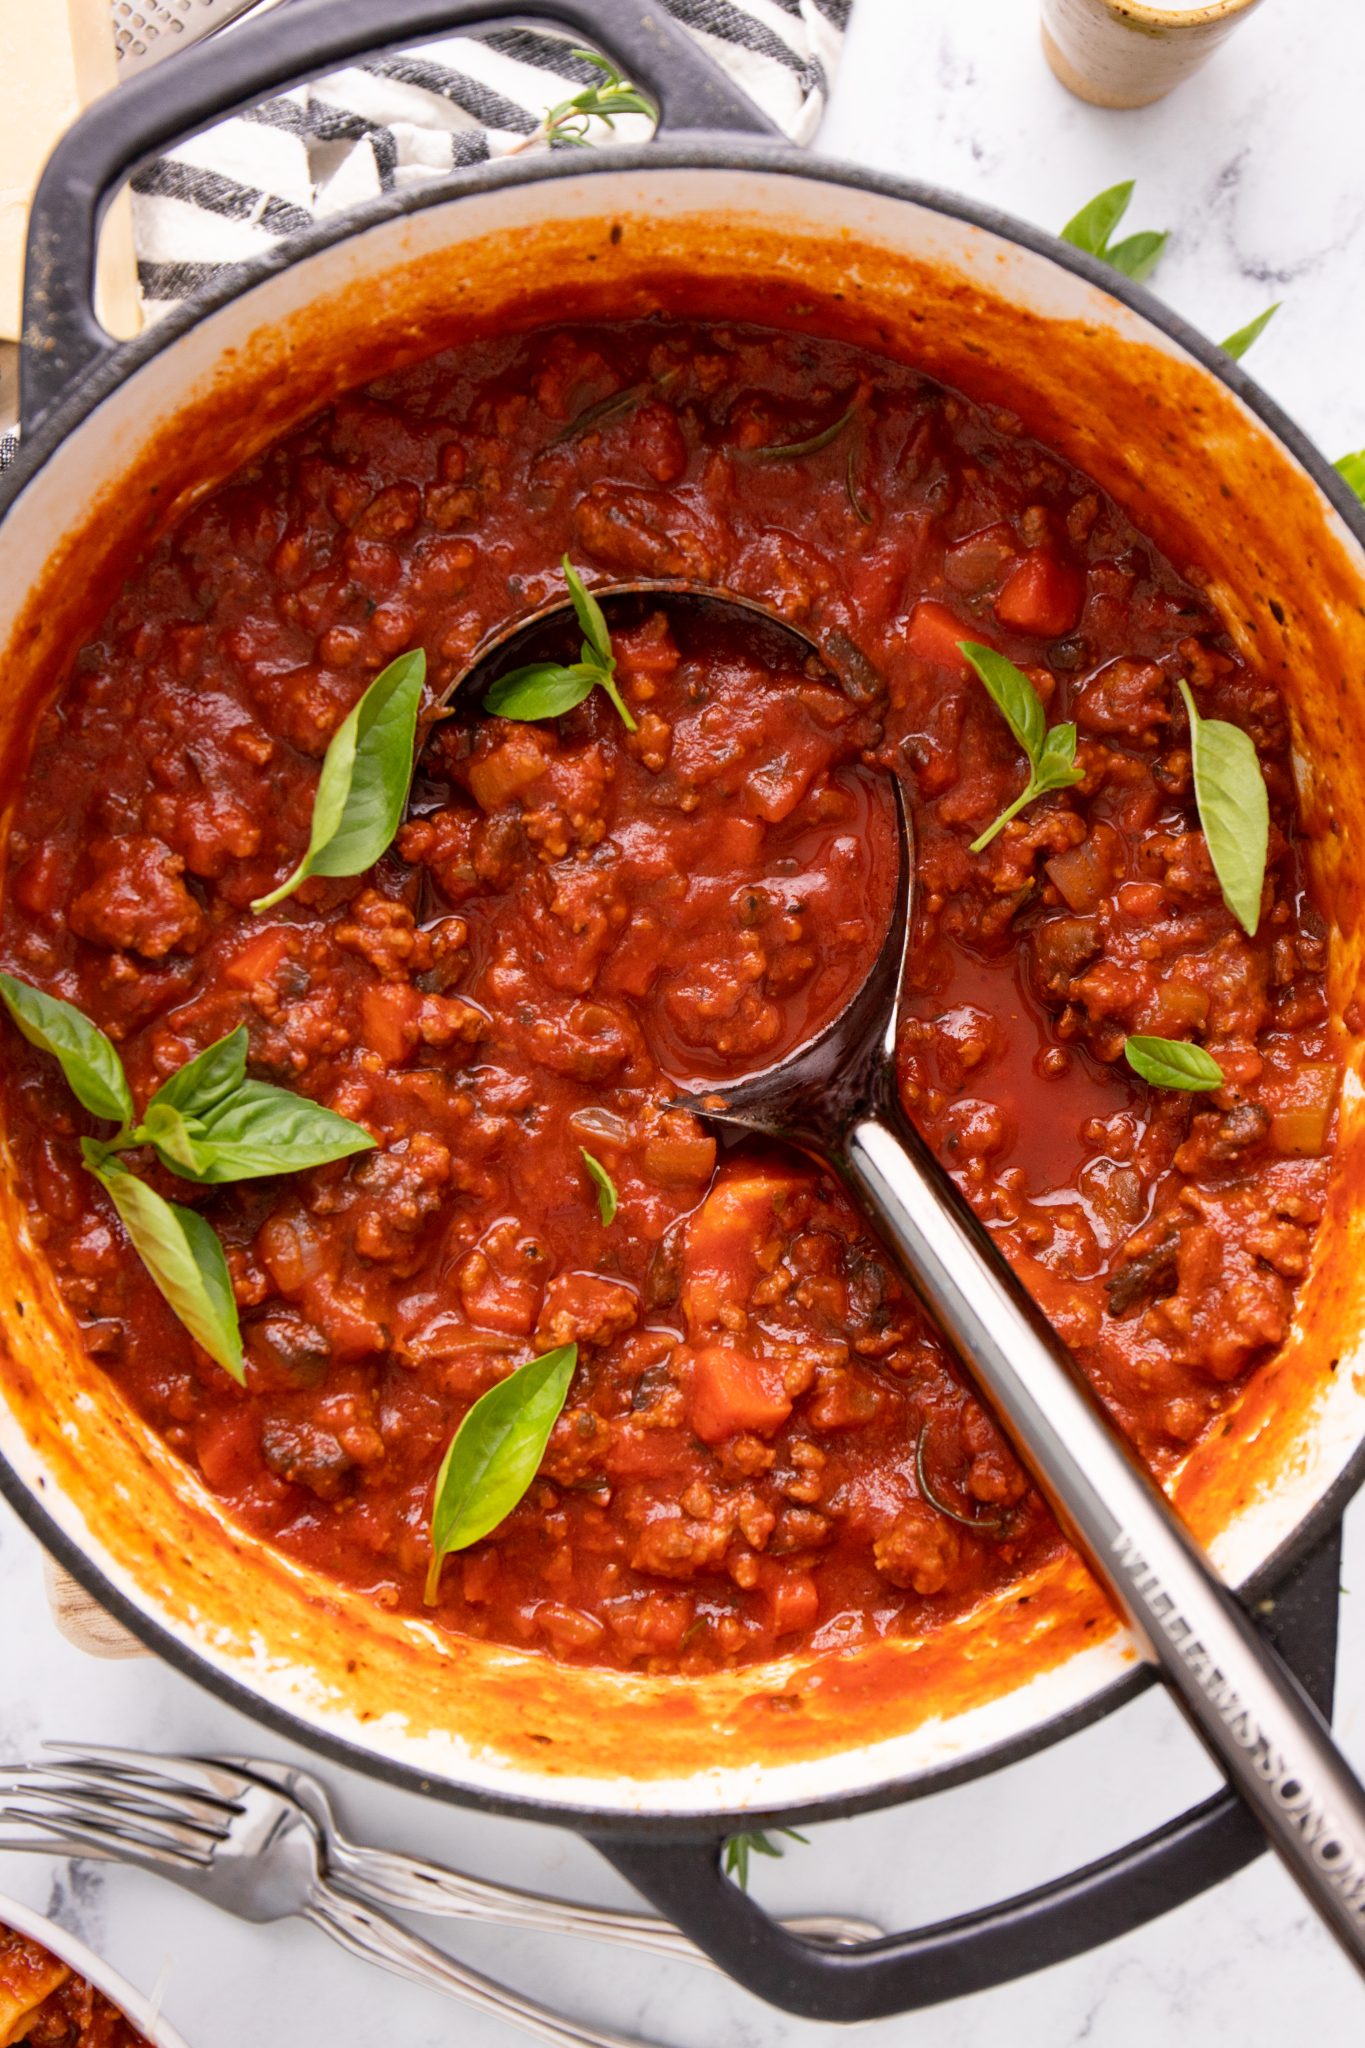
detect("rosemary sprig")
[754,401,858,461]
[510,50,655,154]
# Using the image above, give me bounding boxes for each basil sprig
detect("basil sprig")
[960,642,1084,852]
[251,649,426,912]
[128,1025,374,1183]
[1,976,373,1380]
[581,1149,618,1225]
[1336,452,1365,504]
[1220,303,1279,361]
[1060,180,1168,283]
[84,1154,245,1382]
[483,556,637,731]
[425,1344,578,1604]
[1177,678,1268,937]
[1124,1034,1225,1092]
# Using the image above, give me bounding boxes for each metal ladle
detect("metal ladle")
[451,581,1365,1973]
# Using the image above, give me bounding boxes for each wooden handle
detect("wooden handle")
[43,1558,147,1659]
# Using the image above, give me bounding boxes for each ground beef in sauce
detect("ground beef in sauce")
[0,1923,148,2045]
[0,319,1338,1674]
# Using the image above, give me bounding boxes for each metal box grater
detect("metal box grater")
[110,0,281,78]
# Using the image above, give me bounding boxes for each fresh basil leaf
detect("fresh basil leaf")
[136,1100,209,1178]
[146,1025,248,1121]
[163,1078,374,1184]
[425,1343,578,1603]
[87,1156,244,1382]
[1035,721,1083,790]
[564,556,613,672]
[483,661,599,721]
[1177,678,1269,937]
[755,402,858,460]
[963,645,1082,853]
[1059,182,1167,284]
[1104,230,1168,283]
[1220,303,1279,362]
[581,1150,618,1226]
[251,649,426,912]
[0,973,133,1126]
[1335,451,1365,504]
[960,642,1046,762]
[1124,1035,1225,1092]
[1060,180,1134,257]
[485,560,637,732]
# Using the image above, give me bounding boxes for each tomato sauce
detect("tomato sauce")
[0,319,1337,1673]
[0,1922,147,2045]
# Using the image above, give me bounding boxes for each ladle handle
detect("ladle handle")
[845,1103,1365,1975]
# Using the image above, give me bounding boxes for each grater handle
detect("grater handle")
[23,0,776,429]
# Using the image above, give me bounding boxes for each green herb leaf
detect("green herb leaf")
[1060,180,1135,256]
[723,1829,808,1891]
[1060,181,1168,283]
[754,401,858,461]
[251,649,426,912]
[155,1080,374,1184]
[135,1024,374,1181]
[537,50,655,150]
[0,973,133,1125]
[147,1025,248,1121]
[482,661,599,721]
[1220,303,1280,361]
[1103,230,1169,283]
[960,641,1046,760]
[484,557,637,732]
[1335,451,1365,504]
[86,1156,243,1382]
[1124,1034,1226,1092]
[581,1150,618,1226]
[425,1344,578,1603]
[1177,678,1269,937]
[565,559,613,672]
[135,1099,210,1178]
[960,642,1084,852]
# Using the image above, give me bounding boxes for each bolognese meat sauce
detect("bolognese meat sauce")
[0,320,1337,1672]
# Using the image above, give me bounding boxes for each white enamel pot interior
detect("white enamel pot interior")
[0,1889,191,2045]
[2,149,1365,1827]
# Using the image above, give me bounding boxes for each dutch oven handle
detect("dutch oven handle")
[589,1523,1343,2020]
[21,0,778,430]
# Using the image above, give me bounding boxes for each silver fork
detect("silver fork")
[0,1759,666,2048]
[13,1746,881,1958]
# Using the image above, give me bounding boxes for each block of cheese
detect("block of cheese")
[0,0,140,341]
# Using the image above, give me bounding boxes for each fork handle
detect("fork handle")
[324,1838,879,1956]
[305,1883,660,2048]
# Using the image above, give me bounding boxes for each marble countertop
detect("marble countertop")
[3,0,1364,2041]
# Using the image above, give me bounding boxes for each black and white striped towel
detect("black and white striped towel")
[130,1,851,318]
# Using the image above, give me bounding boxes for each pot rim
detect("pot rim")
[2,138,1364,1838]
